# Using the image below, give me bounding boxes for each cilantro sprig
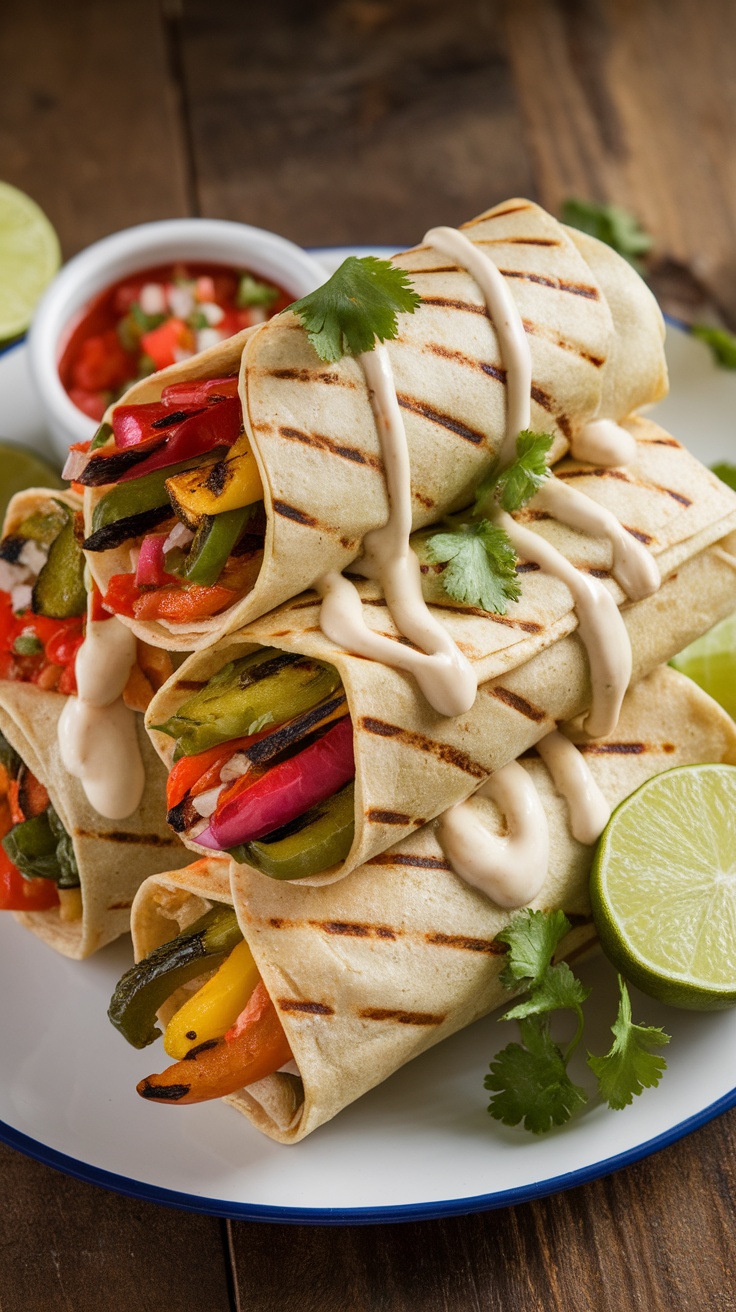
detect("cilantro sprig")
[562,198,653,272]
[426,430,553,616]
[485,909,670,1135]
[287,256,421,363]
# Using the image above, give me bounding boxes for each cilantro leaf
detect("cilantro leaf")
[287,256,421,363]
[475,430,554,517]
[562,198,653,272]
[712,462,736,492]
[426,520,520,615]
[237,274,279,309]
[505,962,590,1021]
[497,908,571,989]
[692,324,736,370]
[587,977,670,1110]
[485,1017,588,1134]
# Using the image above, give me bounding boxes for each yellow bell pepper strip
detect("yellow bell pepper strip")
[163,937,261,1059]
[165,432,262,526]
[137,980,292,1104]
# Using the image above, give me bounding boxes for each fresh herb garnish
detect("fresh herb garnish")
[13,633,43,656]
[484,909,670,1134]
[712,462,736,492]
[237,274,279,309]
[691,324,736,370]
[287,256,421,363]
[426,430,553,615]
[562,198,653,272]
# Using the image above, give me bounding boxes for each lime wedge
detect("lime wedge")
[591,764,736,1010]
[0,181,61,341]
[0,440,62,526]
[670,611,736,719]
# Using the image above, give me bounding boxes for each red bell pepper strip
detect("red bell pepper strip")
[102,574,140,619]
[137,980,292,1104]
[160,377,239,407]
[112,402,203,450]
[132,583,236,623]
[208,716,355,850]
[165,734,269,811]
[0,847,59,911]
[116,396,242,483]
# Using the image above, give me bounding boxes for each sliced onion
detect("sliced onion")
[162,521,195,553]
[219,752,251,783]
[135,534,168,587]
[62,447,90,481]
[192,785,225,818]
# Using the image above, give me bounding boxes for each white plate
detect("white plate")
[1,251,735,1225]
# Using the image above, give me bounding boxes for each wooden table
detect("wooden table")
[2,2,736,1306]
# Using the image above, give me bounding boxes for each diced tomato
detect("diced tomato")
[71,330,137,392]
[90,582,112,622]
[58,663,77,695]
[113,279,145,316]
[0,847,59,912]
[44,622,84,668]
[132,583,237,623]
[103,574,141,619]
[160,376,239,407]
[140,318,194,371]
[195,275,216,303]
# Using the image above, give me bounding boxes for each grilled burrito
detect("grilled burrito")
[144,419,736,884]
[80,199,667,650]
[117,666,736,1141]
[0,488,189,957]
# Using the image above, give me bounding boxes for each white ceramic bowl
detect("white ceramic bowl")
[27,218,326,460]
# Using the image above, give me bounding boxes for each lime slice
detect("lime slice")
[0,181,61,341]
[670,611,736,719]
[591,764,736,1010]
[0,440,62,525]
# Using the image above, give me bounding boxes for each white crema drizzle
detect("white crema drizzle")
[570,418,638,467]
[58,604,145,820]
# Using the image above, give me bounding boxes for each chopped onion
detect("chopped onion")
[200,302,225,326]
[0,560,31,592]
[11,584,33,613]
[163,521,194,553]
[248,307,268,325]
[62,447,90,481]
[219,752,251,783]
[195,327,223,352]
[139,283,167,316]
[18,539,49,574]
[192,784,225,818]
[167,284,194,319]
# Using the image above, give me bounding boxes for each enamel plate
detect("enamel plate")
[0,249,735,1224]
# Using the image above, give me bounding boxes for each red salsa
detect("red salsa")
[58,262,292,422]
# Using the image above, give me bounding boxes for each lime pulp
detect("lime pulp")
[670,610,736,720]
[591,763,736,1010]
[0,441,63,526]
[0,181,60,342]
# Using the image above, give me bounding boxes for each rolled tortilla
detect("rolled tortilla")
[84,198,667,650]
[0,489,190,958]
[145,419,736,881]
[132,666,736,1142]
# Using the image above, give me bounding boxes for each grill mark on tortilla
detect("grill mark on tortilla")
[461,203,532,226]
[577,741,646,755]
[359,1007,446,1026]
[278,999,334,1016]
[516,560,541,573]
[556,465,693,507]
[272,500,319,527]
[365,808,416,825]
[359,718,486,778]
[396,395,486,446]
[487,686,546,723]
[425,931,507,955]
[277,425,381,470]
[366,851,452,871]
[73,829,178,845]
[313,920,398,940]
[414,598,543,633]
[624,526,655,545]
[587,568,611,578]
[639,435,681,448]
[171,678,207,692]
[267,367,355,387]
[499,269,600,300]
[475,236,562,247]
[414,490,435,509]
[521,318,606,367]
[421,295,488,317]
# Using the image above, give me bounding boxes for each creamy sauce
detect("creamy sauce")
[58,612,145,819]
[437,761,550,907]
[317,345,477,718]
[570,418,638,467]
[496,508,631,738]
[535,730,610,844]
[533,476,660,600]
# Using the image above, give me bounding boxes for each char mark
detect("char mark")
[425,931,506,955]
[359,1007,446,1026]
[314,920,398,940]
[182,1039,219,1060]
[578,741,645,755]
[461,203,532,227]
[476,236,561,247]
[73,829,178,846]
[487,686,546,722]
[420,295,488,317]
[397,394,486,446]
[624,525,654,545]
[424,598,542,633]
[272,500,319,527]
[500,269,600,300]
[359,717,486,778]
[278,999,334,1016]
[172,679,206,692]
[278,425,380,469]
[366,852,452,871]
[269,367,350,386]
[138,1081,191,1101]
[366,808,414,825]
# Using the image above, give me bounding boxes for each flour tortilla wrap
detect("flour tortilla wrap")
[146,420,736,880]
[0,490,190,958]
[132,667,736,1142]
[84,198,667,650]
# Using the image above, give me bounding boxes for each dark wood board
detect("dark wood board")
[1,0,736,1308]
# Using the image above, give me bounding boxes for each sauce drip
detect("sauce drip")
[533,477,660,600]
[58,609,145,819]
[437,761,550,908]
[535,730,610,844]
[570,419,638,467]
[317,345,477,718]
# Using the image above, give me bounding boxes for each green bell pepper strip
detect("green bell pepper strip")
[88,449,229,537]
[182,504,256,586]
[230,782,355,881]
[16,502,68,546]
[1,805,80,887]
[89,422,113,452]
[155,648,342,758]
[107,905,243,1049]
[31,504,87,619]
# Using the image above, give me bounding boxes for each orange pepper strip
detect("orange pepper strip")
[133,584,236,623]
[166,734,267,811]
[136,981,292,1105]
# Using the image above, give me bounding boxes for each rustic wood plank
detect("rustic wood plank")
[504,0,736,317]
[227,1108,736,1311]
[0,0,191,258]
[174,0,535,246]
[0,1142,234,1312]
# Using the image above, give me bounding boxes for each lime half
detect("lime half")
[0,440,62,525]
[670,611,736,720]
[591,764,736,1010]
[0,181,60,341]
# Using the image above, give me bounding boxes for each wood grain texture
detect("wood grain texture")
[0,0,190,257]
[0,1142,234,1312]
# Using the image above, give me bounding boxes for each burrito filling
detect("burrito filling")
[109,905,291,1104]
[153,648,355,879]
[0,729,80,918]
[69,377,266,625]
